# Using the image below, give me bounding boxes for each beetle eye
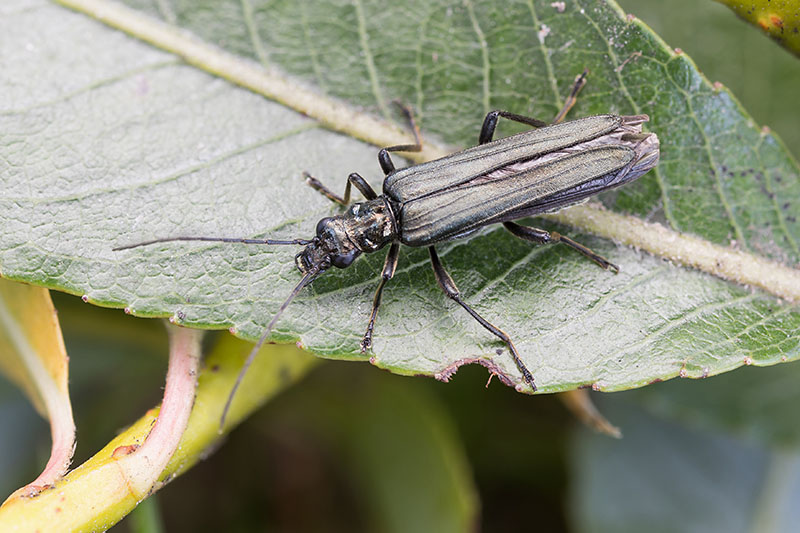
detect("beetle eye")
[316,217,332,236]
[331,249,360,268]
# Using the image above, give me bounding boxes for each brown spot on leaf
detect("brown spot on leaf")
[18,484,52,498]
[112,444,139,458]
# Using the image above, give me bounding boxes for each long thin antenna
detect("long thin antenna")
[218,266,320,431]
[113,236,313,251]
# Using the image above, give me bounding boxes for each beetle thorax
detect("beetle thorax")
[294,198,397,275]
[342,198,397,253]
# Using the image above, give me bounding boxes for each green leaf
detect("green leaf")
[570,399,800,532]
[1,0,798,396]
[262,367,479,533]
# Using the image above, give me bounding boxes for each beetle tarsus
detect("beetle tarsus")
[552,68,589,124]
[303,171,377,205]
[304,171,347,205]
[555,233,620,273]
[360,336,372,353]
[361,242,400,354]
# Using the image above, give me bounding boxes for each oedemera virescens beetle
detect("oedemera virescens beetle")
[114,71,660,428]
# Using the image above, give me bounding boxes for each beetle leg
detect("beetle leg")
[478,69,589,144]
[347,173,378,200]
[378,102,423,174]
[503,221,619,273]
[479,111,548,144]
[551,68,588,125]
[428,246,537,391]
[360,242,400,353]
[303,172,377,205]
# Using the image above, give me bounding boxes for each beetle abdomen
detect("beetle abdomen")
[397,145,635,246]
[383,114,623,203]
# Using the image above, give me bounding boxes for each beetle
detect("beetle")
[115,71,660,426]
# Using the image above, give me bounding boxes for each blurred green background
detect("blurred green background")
[2,0,799,531]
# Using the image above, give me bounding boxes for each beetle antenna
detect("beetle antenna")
[218,265,320,432]
[113,236,313,251]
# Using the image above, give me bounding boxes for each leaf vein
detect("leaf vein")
[4,122,320,204]
[154,0,176,25]
[668,71,748,247]
[603,293,759,364]
[754,136,800,256]
[525,0,561,109]
[0,59,181,116]
[463,0,491,115]
[352,0,389,118]
[298,1,327,93]
[241,0,269,68]
[575,1,677,229]
[529,266,669,343]
[700,304,797,357]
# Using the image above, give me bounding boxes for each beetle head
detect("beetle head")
[295,216,362,274]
